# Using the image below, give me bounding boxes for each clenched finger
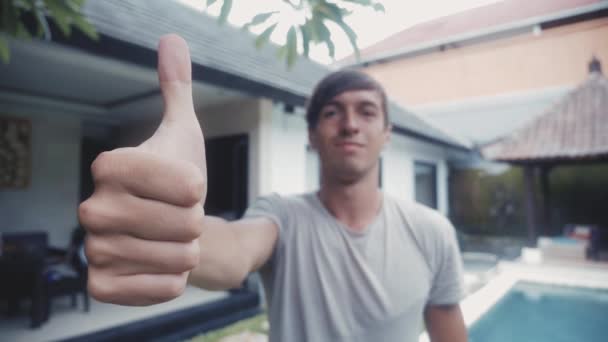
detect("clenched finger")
[86,234,199,275]
[80,191,203,242]
[88,269,189,306]
[91,148,206,207]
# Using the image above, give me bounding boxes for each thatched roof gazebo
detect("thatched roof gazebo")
[482,56,608,245]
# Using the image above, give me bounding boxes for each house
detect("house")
[0,0,469,340]
[339,0,608,147]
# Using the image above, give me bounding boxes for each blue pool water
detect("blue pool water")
[469,282,608,342]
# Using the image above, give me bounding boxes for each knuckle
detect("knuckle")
[164,276,186,299]
[180,165,206,206]
[180,241,200,271]
[85,236,110,266]
[182,209,203,240]
[91,151,113,181]
[78,200,102,233]
[88,269,114,302]
[79,198,111,235]
[78,200,92,226]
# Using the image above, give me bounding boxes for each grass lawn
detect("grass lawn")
[188,314,268,342]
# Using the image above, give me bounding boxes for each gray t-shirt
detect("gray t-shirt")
[244,192,464,342]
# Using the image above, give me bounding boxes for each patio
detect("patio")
[0,287,235,342]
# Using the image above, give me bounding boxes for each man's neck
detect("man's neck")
[318,168,382,233]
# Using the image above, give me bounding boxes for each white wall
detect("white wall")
[383,133,450,216]
[264,104,312,195]
[0,112,81,247]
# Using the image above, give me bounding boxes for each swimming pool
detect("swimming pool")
[468,281,608,342]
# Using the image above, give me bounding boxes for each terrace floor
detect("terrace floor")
[0,286,228,342]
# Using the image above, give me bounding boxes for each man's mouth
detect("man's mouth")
[335,141,364,151]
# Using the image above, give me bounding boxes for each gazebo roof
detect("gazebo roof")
[482,57,608,164]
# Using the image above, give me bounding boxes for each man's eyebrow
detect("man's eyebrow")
[322,100,343,108]
[358,100,381,108]
[323,100,380,108]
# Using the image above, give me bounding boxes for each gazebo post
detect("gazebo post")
[539,165,552,236]
[523,165,538,246]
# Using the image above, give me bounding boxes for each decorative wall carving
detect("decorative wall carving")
[0,117,31,188]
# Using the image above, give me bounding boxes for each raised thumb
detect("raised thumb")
[142,34,205,173]
[158,34,195,123]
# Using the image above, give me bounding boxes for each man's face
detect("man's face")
[309,89,391,183]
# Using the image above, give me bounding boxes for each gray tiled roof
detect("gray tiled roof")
[79,0,467,149]
[82,0,325,98]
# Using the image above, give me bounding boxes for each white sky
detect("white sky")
[177,0,503,64]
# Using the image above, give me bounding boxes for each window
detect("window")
[414,161,437,209]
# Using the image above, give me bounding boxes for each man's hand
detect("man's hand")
[78,34,207,306]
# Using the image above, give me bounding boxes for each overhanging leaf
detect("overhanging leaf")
[341,0,372,5]
[2,1,20,35]
[334,18,359,59]
[286,26,298,68]
[300,23,311,57]
[315,19,335,58]
[73,14,99,39]
[242,11,278,31]
[15,21,32,39]
[218,0,232,24]
[0,35,10,63]
[255,22,278,49]
[276,44,288,59]
[32,5,52,39]
[372,3,385,12]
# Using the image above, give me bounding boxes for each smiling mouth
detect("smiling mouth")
[335,142,364,151]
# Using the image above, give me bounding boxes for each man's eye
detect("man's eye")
[322,110,336,118]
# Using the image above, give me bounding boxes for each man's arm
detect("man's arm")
[187,216,278,290]
[424,304,468,342]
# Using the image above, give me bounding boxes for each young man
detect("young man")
[79,34,467,342]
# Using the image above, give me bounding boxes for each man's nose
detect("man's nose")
[340,111,360,135]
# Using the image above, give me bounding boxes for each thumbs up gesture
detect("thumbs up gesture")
[79,35,207,305]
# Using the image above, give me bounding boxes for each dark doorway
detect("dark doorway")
[204,134,248,220]
[80,137,116,202]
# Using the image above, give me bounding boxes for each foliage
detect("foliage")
[548,164,608,229]
[450,164,608,237]
[188,314,268,342]
[0,0,98,63]
[1,0,381,67]
[207,0,385,67]
[449,167,527,237]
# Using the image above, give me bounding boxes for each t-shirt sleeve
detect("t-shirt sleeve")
[243,193,284,232]
[427,214,466,306]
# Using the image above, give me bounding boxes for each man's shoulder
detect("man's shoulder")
[247,192,316,216]
[384,193,454,239]
[255,192,315,206]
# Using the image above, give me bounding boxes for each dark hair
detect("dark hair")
[306,69,389,129]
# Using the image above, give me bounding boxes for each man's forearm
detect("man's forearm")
[187,216,251,291]
[425,304,468,342]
